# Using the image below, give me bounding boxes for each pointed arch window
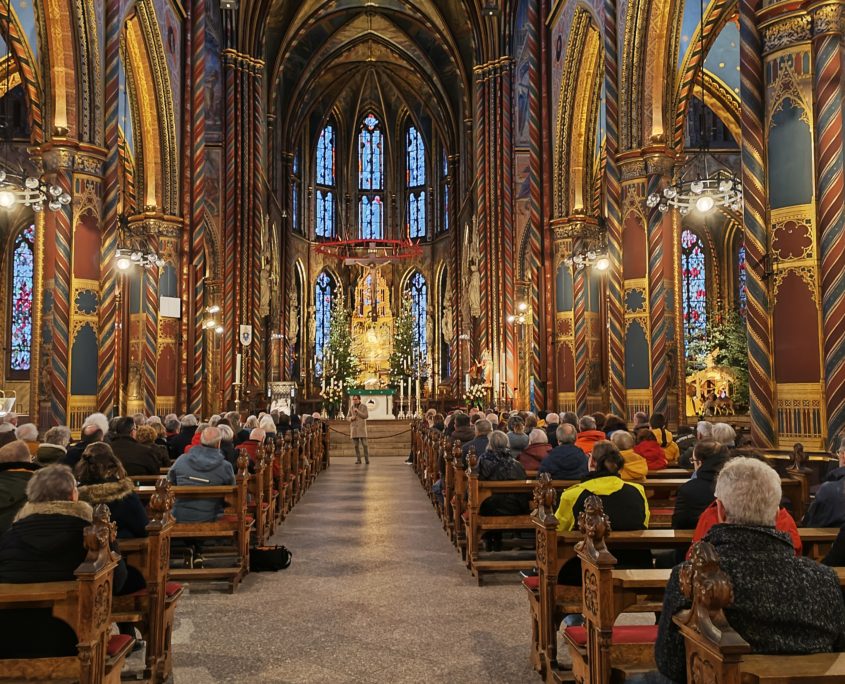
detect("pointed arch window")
[407,271,428,367]
[440,147,450,235]
[8,223,34,376]
[358,114,384,239]
[681,229,707,355]
[737,245,747,319]
[406,125,427,239]
[291,150,302,234]
[315,124,336,238]
[314,271,336,377]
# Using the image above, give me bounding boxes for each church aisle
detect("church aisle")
[170,457,536,683]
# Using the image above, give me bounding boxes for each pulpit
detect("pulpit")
[348,388,395,420]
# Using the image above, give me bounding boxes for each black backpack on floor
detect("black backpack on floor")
[249,545,293,571]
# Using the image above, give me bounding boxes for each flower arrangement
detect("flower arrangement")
[464,383,486,410]
[321,384,343,415]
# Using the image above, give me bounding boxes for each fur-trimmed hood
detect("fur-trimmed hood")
[14,499,93,523]
[77,477,135,505]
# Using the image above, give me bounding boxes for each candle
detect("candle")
[321,362,326,393]
[465,373,470,393]
[494,372,499,402]
[235,353,242,385]
[399,379,404,414]
[416,376,421,413]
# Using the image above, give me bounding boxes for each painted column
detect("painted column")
[474,58,514,405]
[758,11,825,448]
[603,0,626,417]
[810,2,845,443]
[740,0,777,446]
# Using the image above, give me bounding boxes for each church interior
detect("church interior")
[0,0,843,681]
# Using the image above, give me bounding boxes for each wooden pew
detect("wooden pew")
[0,505,134,684]
[676,541,845,683]
[113,478,182,683]
[246,448,269,545]
[136,453,252,592]
[466,456,581,583]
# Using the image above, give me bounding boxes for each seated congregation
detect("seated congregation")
[413,407,845,682]
[0,408,327,682]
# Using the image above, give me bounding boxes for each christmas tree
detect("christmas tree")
[388,299,416,387]
[325,297,361,388]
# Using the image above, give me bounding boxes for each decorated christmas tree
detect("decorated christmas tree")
[325,297,361,388]
[388,299,416,387]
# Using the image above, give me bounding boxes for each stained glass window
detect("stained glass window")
[738,245,747,318]
[316,124,335,238]
[359,195,383,240]
[359,114,384,238]
[441,148,449,234]
[315,271,335,377]
[406,127,425,186]
[681,229,707,355]
[291,151,301,234]
[359,114,383,191]
[407,271,428,368]
[405,126,426,239]
[9,224,34,373]
[408,191,426,239]
[316,125,335,186]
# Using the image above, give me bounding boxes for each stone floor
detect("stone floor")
[170,456,537,683]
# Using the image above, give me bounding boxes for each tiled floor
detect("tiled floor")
[170,457,537,683]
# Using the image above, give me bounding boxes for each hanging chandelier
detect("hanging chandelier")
[563,245,610,271]
[0,168,72,211]
[646,0,742,218]
[115,214,165,270]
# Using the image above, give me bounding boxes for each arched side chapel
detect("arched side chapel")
[0,0,838,449]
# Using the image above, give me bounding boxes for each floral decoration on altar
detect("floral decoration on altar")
[464,383,486,410]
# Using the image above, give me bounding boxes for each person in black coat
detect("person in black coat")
[109,416,161,476]
[0,464,130,658]
[75,442,149,540]
[477,431,530,551]
[62,423,104,469]
[537,424,589,480]
[168,415,199,459]
[671,440,729,530]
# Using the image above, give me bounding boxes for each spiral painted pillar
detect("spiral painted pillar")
[811,2,845,442]
[603,0,626,417]
[740,0,776,447]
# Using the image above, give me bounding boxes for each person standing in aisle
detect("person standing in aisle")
[349,395,370,464]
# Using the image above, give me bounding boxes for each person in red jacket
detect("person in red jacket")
[689,498,802,557]
[518,429,551,470]
[633,428,667,470]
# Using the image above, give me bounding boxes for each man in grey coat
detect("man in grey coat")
[348,395,369,464]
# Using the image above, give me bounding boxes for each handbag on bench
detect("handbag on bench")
[249,545,293,571]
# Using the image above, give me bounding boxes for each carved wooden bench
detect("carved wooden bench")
[113,478,182,683]
[0,505,134,684]
[676,540,845,683]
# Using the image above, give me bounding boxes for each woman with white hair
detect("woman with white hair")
[477,430,530,551]
[655,457,845,682]
[518,428,551,471]
[14,423,39,458]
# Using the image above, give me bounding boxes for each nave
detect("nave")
[170,457,535,683]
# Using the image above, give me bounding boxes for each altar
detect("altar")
[348,388,395,420]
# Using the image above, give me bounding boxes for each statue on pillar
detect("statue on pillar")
[288,290,299,345]
[465,218,481,319]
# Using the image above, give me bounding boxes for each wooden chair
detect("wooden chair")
[675,541,845,683]
[0,505,134,684]
[113,478,182,683]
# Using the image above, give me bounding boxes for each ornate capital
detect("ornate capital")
[42,146,75,172]
[812,3,845,35]
[619,158,647,180]
[551,217,603,241]
[762,15,812,52]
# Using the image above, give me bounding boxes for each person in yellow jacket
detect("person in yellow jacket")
[554,441,650,532]
[610,430,648,481]
[650,412,679,465]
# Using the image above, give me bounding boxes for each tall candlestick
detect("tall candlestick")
[465,373,470,393]
[494,372,499,403]
[416,376,421,414]
[399,379,404,417]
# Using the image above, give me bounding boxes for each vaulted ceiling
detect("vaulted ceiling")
[264,0,480,149]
